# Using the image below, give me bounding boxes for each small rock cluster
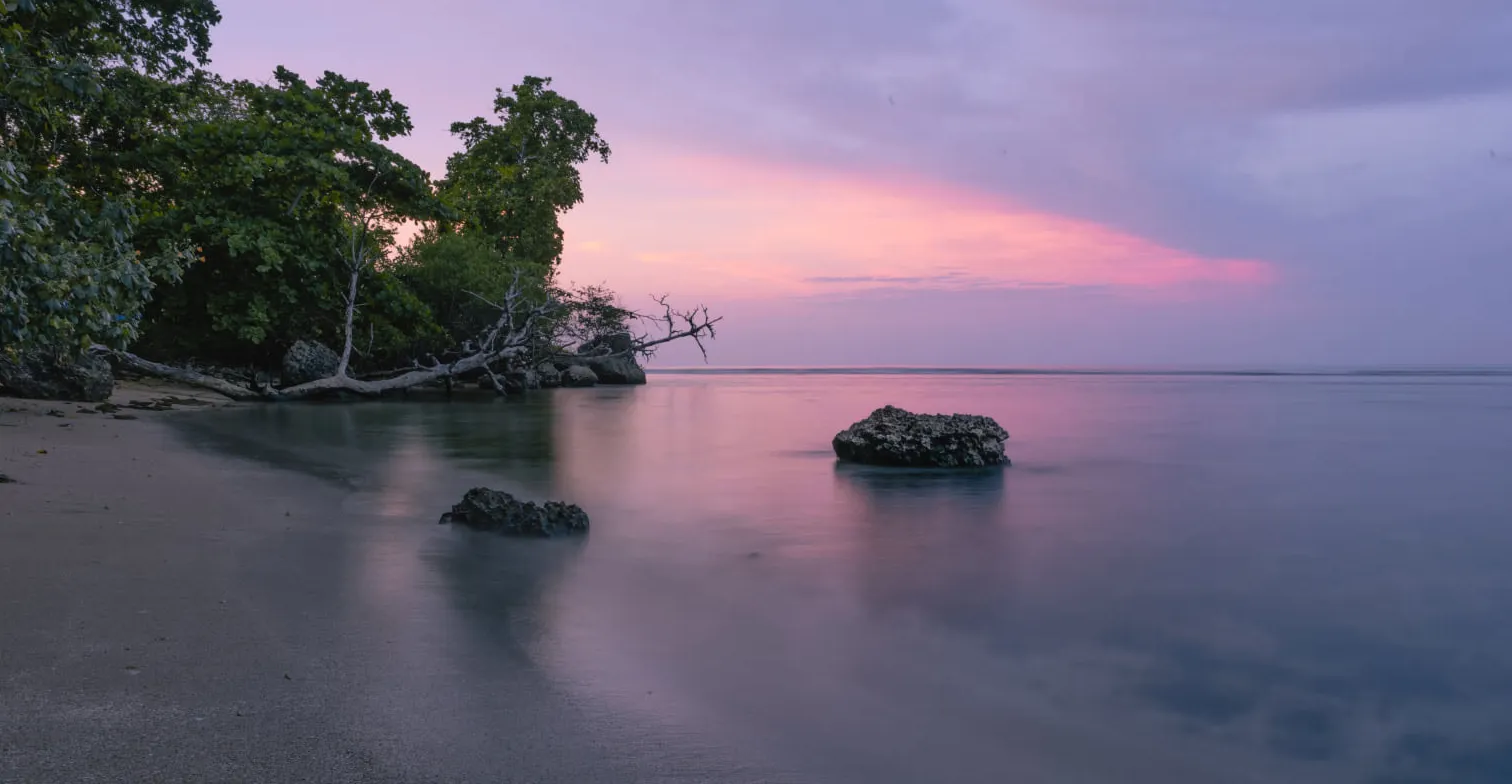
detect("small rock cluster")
[439,487,590,538]
[832,405,1010,468]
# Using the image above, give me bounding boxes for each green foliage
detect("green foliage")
[133,67,443,363]
[354,267,447,367]
[439,76,610,277]
[392,232,521,348]
[0,160,190,353]
[548,283,634,349]
[0,0,216,355]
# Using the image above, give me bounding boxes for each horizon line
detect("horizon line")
[641,365,1512,378]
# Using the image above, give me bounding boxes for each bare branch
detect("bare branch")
[624,294,721,361]
[335,173,386,378]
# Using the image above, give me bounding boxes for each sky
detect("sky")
[206,0,1512,367]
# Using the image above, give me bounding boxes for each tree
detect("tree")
[0,160,191,354]
[390,231,529,358]
[0,0,219,355]
[438,76,610,278]
[132,67,442,364]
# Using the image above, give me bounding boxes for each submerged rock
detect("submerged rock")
[561,364,598,387]
[832,405,1010,468]
[281,340,339,387]
[439,487,590,537]
[0,350,114,402]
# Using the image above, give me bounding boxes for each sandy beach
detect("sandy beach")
[0,384,756,784]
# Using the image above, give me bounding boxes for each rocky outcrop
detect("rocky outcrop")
[505,369,540,393]
[439,487,590,537]
[281,340,339,387]
[477,369,539,394]
[579,355,646,385]
[536,362,562,388]
[832,405,1010,468]
[0,350,114,402]
[570,332,647,385]
[562,364,598,387]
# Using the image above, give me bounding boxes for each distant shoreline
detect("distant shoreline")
[645,366,1512,378]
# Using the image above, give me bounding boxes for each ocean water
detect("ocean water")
[171,370,1512,783]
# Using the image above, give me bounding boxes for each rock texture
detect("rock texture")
[536,362,562,389]
[568,333,647,385]
[562,364,598,387]
[0,350,114,402]
[281,340,339,387]
[479,370,541,394]
[832,405,1010,468]
[439,487,590,538]
[579,355,646,385]
[504,369,541,394]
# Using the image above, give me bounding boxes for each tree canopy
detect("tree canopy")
[439,76,611,278]
[1,0,217,355]
[132,67,442,363]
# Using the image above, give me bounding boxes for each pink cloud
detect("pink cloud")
[558,148,1276,300]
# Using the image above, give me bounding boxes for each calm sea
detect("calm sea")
[172,369,1512,783]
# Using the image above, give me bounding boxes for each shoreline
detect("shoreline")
[0,386,762,783]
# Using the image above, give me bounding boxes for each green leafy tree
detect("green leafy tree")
[133,67,443,364]
[0,160,190,353]
[0,0,218,355]
[391,232,531,352]
[438,76,610,278]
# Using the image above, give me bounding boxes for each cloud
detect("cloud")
[208,0,1512,364]
[558,150,1276,300]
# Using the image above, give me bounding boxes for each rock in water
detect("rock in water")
[439,487,590,537]
[0,350,114,402]
[281,340,339,387]
[505,369,541,393]
[582,355,646,385]
[568,333,647,385]
[562,364,598,388]
[536,362,563,389]
[479,370,541,394]
[832,405,1010,468]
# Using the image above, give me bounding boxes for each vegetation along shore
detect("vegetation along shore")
[2,0,718,405]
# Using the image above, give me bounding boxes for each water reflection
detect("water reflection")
[832,464,1014,635]
[163,374,1512,783]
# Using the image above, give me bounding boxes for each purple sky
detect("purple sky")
[208,1,1512,367]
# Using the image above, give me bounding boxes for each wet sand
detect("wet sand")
[0,386,766,784]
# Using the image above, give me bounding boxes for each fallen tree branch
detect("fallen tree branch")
[97,271,718,401]
[98,349,271,401]
[98,344,536,401]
